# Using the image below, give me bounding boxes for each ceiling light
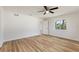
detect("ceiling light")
[46,11,49,13]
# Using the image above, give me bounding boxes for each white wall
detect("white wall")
[4,11,41,41]
[0,7,4,47]
[48,11,79,41]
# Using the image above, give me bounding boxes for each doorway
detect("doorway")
[42,19,49,35]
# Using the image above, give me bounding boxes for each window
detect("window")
[55,20,66,30]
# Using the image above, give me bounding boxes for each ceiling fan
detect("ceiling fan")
[39,6,58,15]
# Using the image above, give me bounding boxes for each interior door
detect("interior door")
[42,19,49,35]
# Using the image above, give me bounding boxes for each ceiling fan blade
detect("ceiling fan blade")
[50,7,58,10]
[43,12,46,15]
[38,10,44,12]
[49,11,54,14]
[44,6,48,11]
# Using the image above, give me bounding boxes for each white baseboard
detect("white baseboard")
[49,34,79,42]
[5,34,41,42]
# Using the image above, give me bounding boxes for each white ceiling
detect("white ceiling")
[3,6,79,18]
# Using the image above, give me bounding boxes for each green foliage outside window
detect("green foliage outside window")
[55,20,66,30]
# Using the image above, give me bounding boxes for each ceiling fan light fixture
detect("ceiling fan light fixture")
[46,11,49,13]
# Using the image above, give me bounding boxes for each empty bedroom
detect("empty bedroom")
[0,6,79,52]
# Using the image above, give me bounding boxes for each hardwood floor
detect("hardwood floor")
[0,35,79,52]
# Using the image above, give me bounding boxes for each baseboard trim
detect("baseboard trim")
[44,34,79,43]
[4,34,41,42]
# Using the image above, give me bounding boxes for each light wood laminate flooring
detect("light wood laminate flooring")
[0,35,79,52]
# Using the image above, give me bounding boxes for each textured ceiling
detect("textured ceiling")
[3,6,79,18]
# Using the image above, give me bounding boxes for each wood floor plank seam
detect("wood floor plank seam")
[0,35,79,52]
